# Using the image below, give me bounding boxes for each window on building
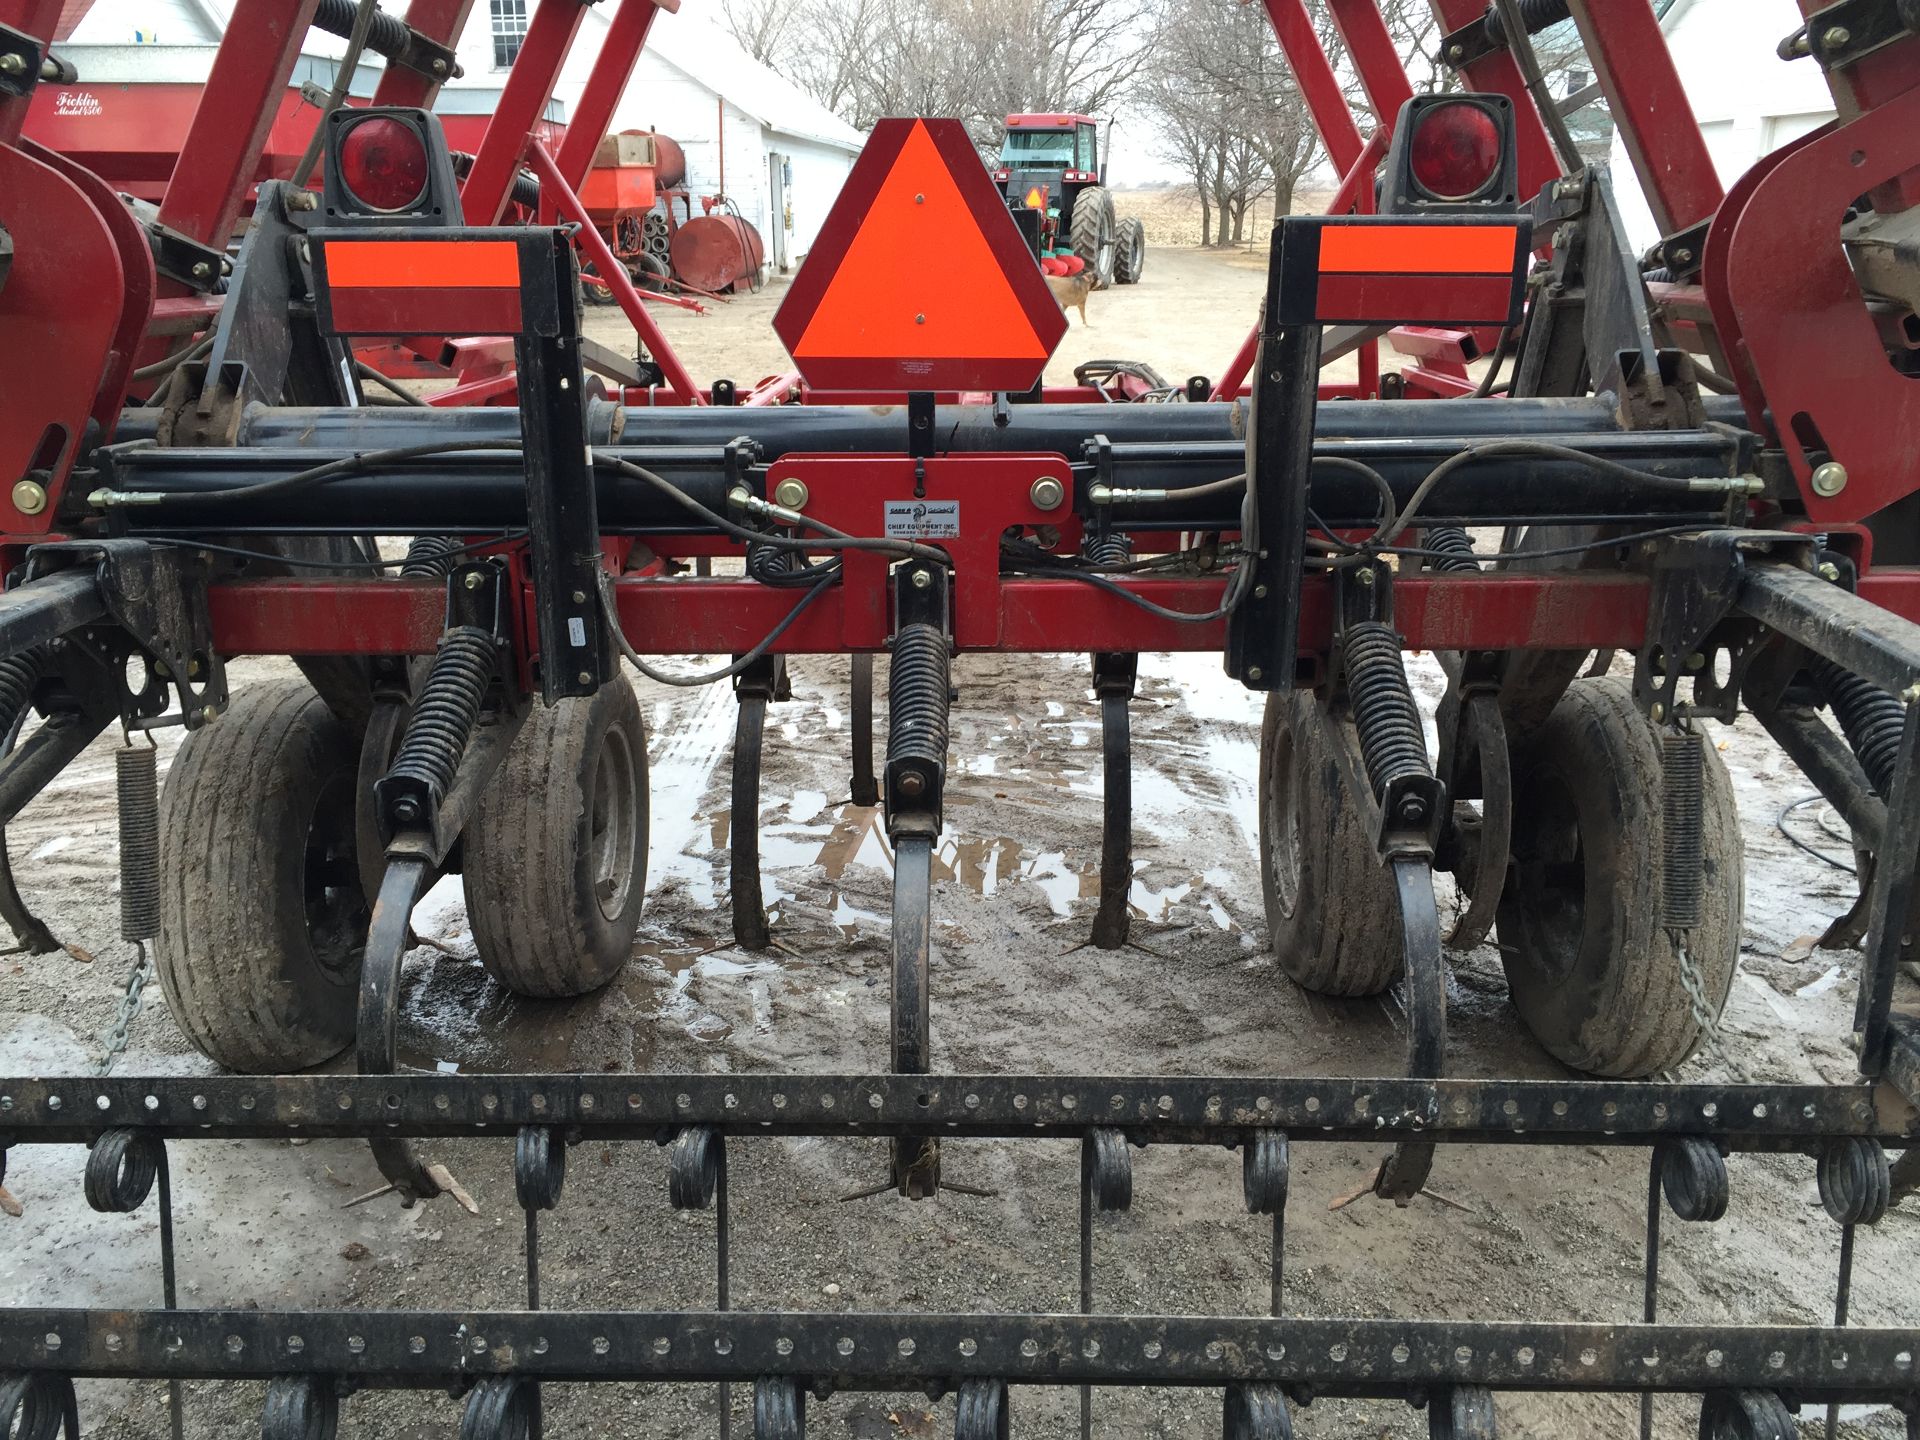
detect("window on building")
[489,0,526,69]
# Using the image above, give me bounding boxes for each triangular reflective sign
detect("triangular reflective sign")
[773,118,1067,392]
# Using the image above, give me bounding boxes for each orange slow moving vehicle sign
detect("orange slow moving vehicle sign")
[1271,216,1529,329]
[773,117,1068,392]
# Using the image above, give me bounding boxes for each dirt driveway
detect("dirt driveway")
[1,244,1916,1439]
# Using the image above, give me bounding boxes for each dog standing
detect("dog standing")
[1046,269,1097,326]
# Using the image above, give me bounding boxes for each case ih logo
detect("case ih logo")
[53,91,103,116]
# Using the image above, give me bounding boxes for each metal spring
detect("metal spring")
[1082,528,1132,568]
[1487,0,1571,41]
[1660,730,1705,931]
[1810,656,1905,799]
[1344,622,1432,799]
[0,646,48,736]
[399,536,463,580]
[385,627,495,810]
[886,624,951,777]
[311,0,420,63]
[116,746,161,943]
[1423,527,1481,574]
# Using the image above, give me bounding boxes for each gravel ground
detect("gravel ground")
[2,249,1917,1439]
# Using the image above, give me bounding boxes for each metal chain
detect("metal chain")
[1669,926,1722,1058]
[95,940,154,1076]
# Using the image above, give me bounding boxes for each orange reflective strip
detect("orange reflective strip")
[1319,224,1518,275]
[325,239,522,288]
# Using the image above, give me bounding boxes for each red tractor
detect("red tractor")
[992,112,1145,287]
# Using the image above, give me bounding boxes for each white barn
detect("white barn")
[59,0,864,274]
[1609,0,1837,254]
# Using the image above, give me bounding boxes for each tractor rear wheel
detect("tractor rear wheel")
[464,679,649,998]
[1258,690,1404,996]
[1497,678,1741,1077]
[1114,216,1146,285]
[156,680,368,1072]
[1070,186,1118,288]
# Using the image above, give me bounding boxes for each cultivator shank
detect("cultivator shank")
[5,0,1920,1433]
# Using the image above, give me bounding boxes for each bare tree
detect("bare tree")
[716,0,804,68]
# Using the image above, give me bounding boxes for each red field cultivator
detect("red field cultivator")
[2,0,1919,1435]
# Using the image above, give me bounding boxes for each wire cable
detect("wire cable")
[597,568,831,687]
[146,532,527,571]
[1778,794,1857,875]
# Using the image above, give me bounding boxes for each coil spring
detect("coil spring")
[386,627,495,810]
[1423,527,1480,574]
[116,746,161,943]
[399,536,462,580]
[1082,528,1132,568]
[312,0,419,63]
[1343,622,1432,799]
[1810,656,1905,799]
[0,647,47,737]
[886,624,951,777]
[1487,0,1571,41]
[1660,730,1704,931]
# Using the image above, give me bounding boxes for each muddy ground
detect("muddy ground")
[4,249,1918,1438]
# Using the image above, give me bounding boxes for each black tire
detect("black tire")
[1497,677,1742,1077]
[1069,185,1118,288]
[464,680,649,997]
[1258,690,1403,996]
[155,680,368,1072]
[581,260,616,305]
[1114,216,1146,284]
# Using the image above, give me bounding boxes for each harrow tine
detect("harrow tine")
[668,1125,731,1437]
[1817,1136,1893,1440]
[1078,1128,1133,1439]
[890,834,937,1197]
[1645,1139,1731,1438]
[731,657,785,951]
[83,1128,181,1437]
[1374,857,1445,1203]
[849,654,878,808]
[1088,653,1136,951]
[515,1121,566,1440]
[1242,1131,1289,1316]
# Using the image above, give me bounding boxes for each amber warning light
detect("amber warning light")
[773,117,1067,393]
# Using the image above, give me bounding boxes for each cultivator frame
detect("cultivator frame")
[4,0,1920,1435]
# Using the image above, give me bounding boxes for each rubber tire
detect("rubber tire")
[1258,689,1403,996]
[464,680,649,997]
[1114,216,1146,284]
[155,680,368,1072]
[1070,185,1118,288]
[1497,677,1742,1077]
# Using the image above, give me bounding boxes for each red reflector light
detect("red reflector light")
[994,168,1010,182]
[338,116,429,213]
[1409,102,1501,201]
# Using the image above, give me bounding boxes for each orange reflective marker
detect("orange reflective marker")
[774,117,1066,392]
[324,239,522,288]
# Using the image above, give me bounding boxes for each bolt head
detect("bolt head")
[1685,652,1706,672]
[1817,562,1842,582]
[392,798,421,823]
[1903,683,1920,706]
[578,670,593,686]
[914,314,926,325]
[10,479,47,516]
[432,58,449,74]
[773,477,810,510]
[1356,567,1376,586]
[1029,476,1065,511]
[1672,248,1693,266]
[0,53,25,75]
[1253,584,1269,600]
[911,569,932,589]
[464,571,485,590]
[1447,42,1464,59]
[897,771,926,797]
[1247,666,1263,682]
[1811,462,1849,497]
[1396,796,1428,826]
[191,261,212,279]
[571,589,588,604]
[1650,701,1666,722]
[1824,25,1851,47]
[201,705,218,724]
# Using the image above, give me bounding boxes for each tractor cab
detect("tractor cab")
[992,113,1144,287]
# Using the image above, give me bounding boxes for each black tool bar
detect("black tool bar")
[0,1074,1908,1147]
[3,1309,1916,1397]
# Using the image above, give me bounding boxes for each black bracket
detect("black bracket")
[1226,223,1320,693]
[119,196,232,293]
[1652,218,1713,281]
[907,390,936,461]
[0,24,42,97]
[1635,532,1815,725]
[23,539,225,729]
[1781,0,1920,69]
[516,229,608,703]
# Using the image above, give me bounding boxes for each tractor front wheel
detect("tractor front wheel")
[1070,186,1118,288]
[1258,690,1404,996]
[156,681,369,1072]
[464,680,650,998]
[1497,678,1742,1077]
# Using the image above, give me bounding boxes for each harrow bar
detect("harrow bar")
[1,1071,1914,1147]
[3,1309,1917,1400]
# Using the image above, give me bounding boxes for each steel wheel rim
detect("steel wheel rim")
[589,721,639,921]
[1268,724,1304,920]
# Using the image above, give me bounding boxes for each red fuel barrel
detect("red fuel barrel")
[647,131,688,190]
[671,213,765,294]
